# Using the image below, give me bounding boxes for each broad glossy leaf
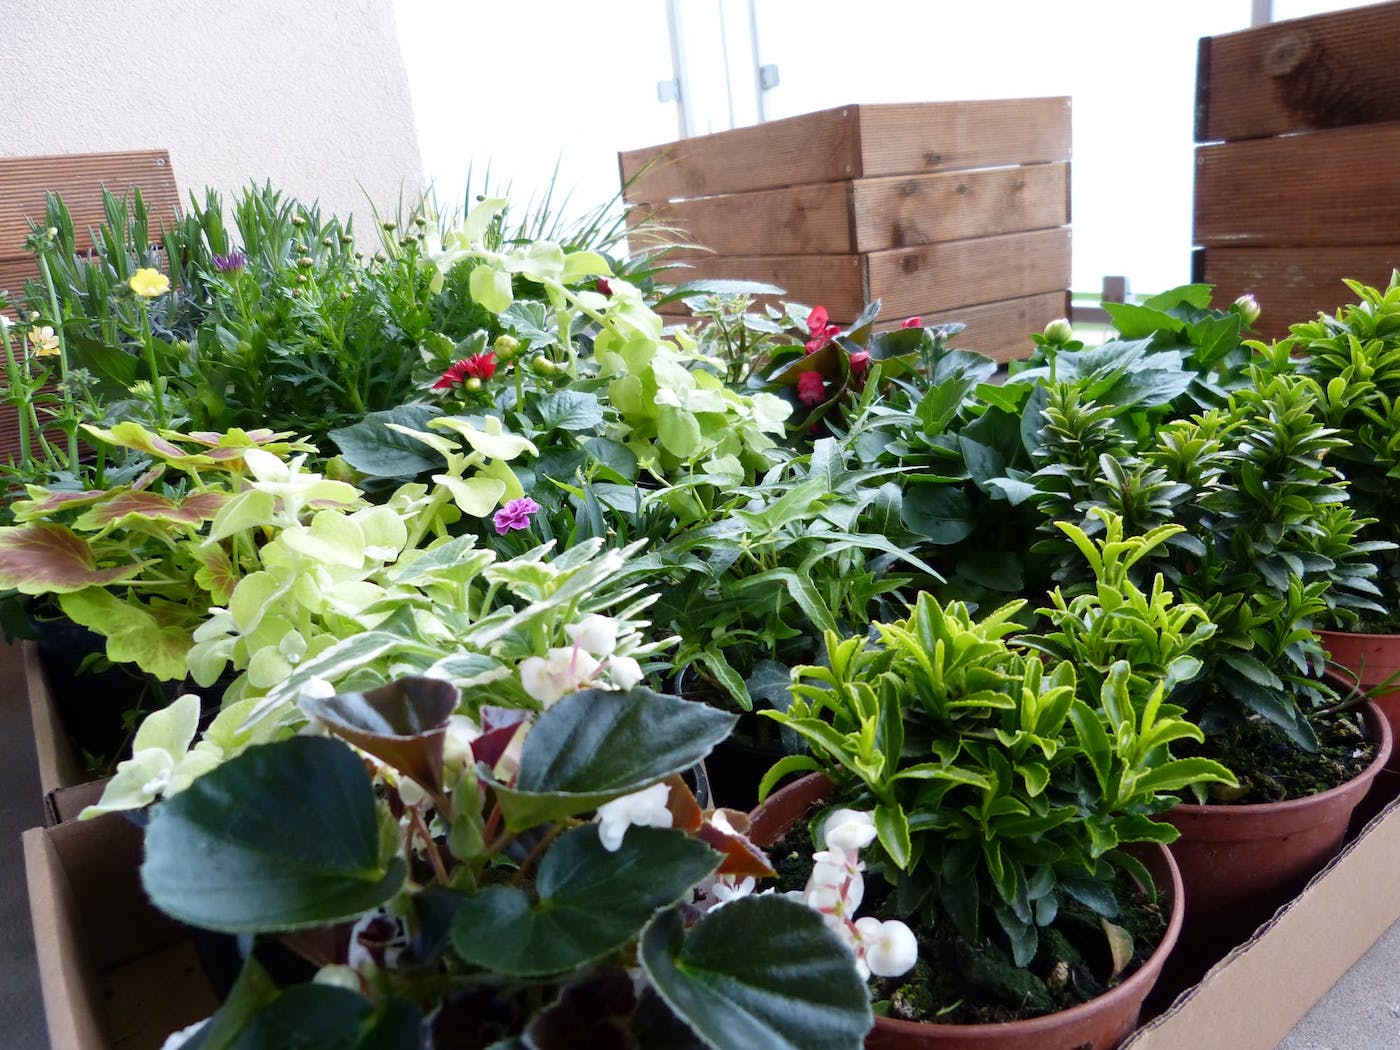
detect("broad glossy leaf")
[491,688,736,831]
[143,736,406,932]
[330,406,443,477]
[220,984,420,1050]
[450,825,717,976]
[900,484,974,545]
[300,677,459,796]
[640,896,873,1050]
[536,389,605,432]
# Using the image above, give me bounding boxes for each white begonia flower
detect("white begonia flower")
[595,782,672,851]
[443,714,480,770]
[855,916,919,977]
[313,965,362,992]
[606,654,644,690]
[565,614,621,656]
[519,646,602,707]
[398,776,428,809]
[159,1020,211,1050]
[824,808,878,851]
[709,875,757,910]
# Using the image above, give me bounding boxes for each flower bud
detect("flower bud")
[382,221,397,233]
[492,334,521,361]
[321,236,335,247]
[1043,317,1073,344]
[295,274,308,285]
[374,252,387,264]
[340,233,355,245]
[339,290,351,301]
[463,376,482,392]
[291,215,307,228]
[298,256,314,268]
[529,356,556,376]
[1233,293,1261,327]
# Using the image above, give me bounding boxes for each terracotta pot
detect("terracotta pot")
[1155,698,1392,996]
[750,774,1184,1050]
[1319,629,1400,770]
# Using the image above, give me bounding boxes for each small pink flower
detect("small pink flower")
[797,371,827,406]
[901,316,922,329]
[493,496,540,535]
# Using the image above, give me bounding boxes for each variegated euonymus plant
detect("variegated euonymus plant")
[136,676,874,1048]
[763,511,1235,977]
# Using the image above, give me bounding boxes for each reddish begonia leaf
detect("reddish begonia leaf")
[0,523,146,594]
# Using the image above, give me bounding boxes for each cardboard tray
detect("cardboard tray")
[23,812,218,1050]
[1125,785,1400,1049]
[22,640,113,825]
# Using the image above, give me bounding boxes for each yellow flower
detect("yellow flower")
[28,325,60,357]
[130,268,171,298]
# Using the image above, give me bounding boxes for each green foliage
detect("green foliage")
[141,680,872,1047]
[764,521,1232,965]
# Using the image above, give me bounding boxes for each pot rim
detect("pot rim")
[1316,626,1400,644]
[1169,697,1393,818]
[750,773,1185,1038]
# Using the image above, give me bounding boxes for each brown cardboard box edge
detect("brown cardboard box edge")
[1123,793,1400,1050]
[22,639,115,824]
[24,813,219,1050]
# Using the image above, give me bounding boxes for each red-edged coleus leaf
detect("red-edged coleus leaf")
[73,489,230,531]
[0,523,146,594]
[185,428,311,460]
[82,421,218,471]
[698,809,776,879]
[194,543,238,605]
[11,488,108,520]
[299,677,460,799]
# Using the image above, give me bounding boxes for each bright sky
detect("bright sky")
[395,0,1381,298]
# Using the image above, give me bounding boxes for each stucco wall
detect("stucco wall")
[0,0,422,228]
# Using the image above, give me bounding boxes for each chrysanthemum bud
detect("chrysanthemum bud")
[463,376,482,392]
[1043,317,1073,344]
[492,334,520,361]
[529,356,556,376]
[1233,293,1261,327]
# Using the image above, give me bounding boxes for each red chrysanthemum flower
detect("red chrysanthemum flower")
[433,351,498,389]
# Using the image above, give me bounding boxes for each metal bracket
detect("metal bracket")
[657,78,682,104]
[758,64,780,91]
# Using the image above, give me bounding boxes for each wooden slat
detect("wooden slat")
[866,227,1071,319]
[650,252,867,320]
[634,162,1069,257]
[904,291,1069,364]
[1194,123,1400,248]
[620,98,1070,203]
[851,162,1068,254]
[1196,245,1400,339]
[0,150,180,258]
[1197,1,1400,143]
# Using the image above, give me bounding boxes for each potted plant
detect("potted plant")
[108,674,876,1046]
[1037,365,1394,985]
[751,515,1234,1047]
[1284,273,1400,746]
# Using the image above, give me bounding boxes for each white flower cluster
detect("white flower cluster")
[793,809,918,979]
[518,614,644,708]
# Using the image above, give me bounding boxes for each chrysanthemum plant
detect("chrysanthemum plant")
[123,683,874,1045]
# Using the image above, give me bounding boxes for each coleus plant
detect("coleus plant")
[761,514,1234,980]
[134,676,874,1049]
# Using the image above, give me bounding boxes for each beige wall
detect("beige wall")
[0,0,422,228]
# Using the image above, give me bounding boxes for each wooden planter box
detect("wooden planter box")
[23,639,112,825]
[620,99,1072,362]
[1192,2,1400,337]
[23,813,218,1050]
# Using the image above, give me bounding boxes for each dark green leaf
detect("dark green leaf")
[901,484,974,544]
[450,826,718,977]
[143,737,406,932]
[640,897,873,1050]
[331,405,443,477]
[536,390,605,432]
[492,688,737,830]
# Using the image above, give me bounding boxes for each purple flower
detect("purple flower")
[213,251,247,273]
[494,496,541,536]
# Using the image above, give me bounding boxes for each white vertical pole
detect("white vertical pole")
[748,0,766,123]
[666,0,691,138]
[1251,0,1273,26]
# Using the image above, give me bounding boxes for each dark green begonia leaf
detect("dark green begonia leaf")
[450,824,718,977]
[639,896,873,1050]
[143,736,406,932]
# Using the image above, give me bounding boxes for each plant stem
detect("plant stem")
[37,254,79,466]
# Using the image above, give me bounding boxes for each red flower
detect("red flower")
[797,371,827,406]
[596,277,613,297]
[849,350,871,376]
[433,351,498,389]
[901,316,922,329]
[805,305,841,354]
